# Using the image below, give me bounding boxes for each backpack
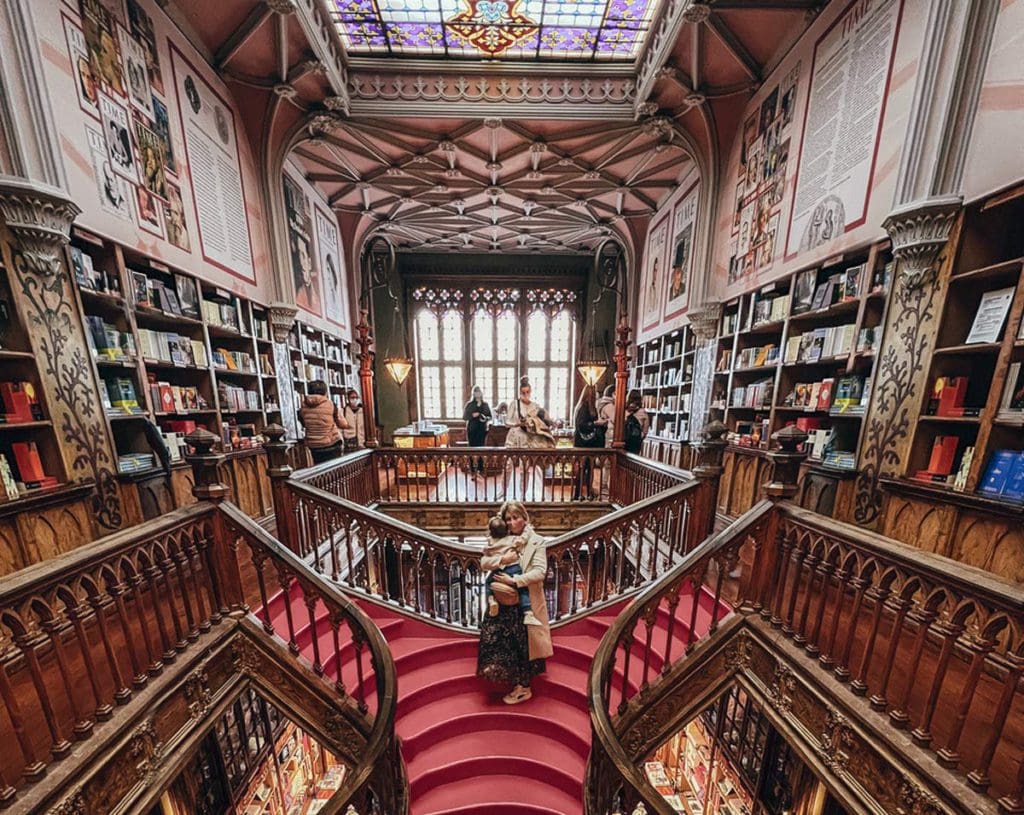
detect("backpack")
[624,414,644,453]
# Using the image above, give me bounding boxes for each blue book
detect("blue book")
[1000,452,1024,501]
[979,449,1017,495]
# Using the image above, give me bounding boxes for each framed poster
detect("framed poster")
[315,206,347,329]
[642,218,669,333]
[170,43,255,282]
[284,173,321,316]
[98,92,138,184]
[663,182,699,323]
[63,14,100,120]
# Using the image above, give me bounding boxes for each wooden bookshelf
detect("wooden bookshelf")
[715,240,894,471]
[0,255,69,503]
[631,326,696,467]
[287,320,358,442]
[903,193,1024,505]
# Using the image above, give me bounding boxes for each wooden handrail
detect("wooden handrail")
[586,499,1024,814]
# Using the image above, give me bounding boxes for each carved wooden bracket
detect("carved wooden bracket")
[268,301,299,343]
[0,180,80,277]
[688,300,722,342]
[881,195,962,290]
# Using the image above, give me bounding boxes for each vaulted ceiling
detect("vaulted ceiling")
[172,0,829,255]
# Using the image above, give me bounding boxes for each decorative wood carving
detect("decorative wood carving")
[854,214,962,527]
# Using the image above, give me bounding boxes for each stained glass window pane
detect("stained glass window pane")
[443,365,464,419]
[330,0,664,61]
[549,368,569,422]
[527,367,547,412]
[441,311,463,361]
[496,313,516,361]
[474,312,493,361]
[421,366,441,417]
[497,367,517,407]
[527,312,546,362]
[474,368,494,406]
[417,311,439,361]
[550,311,571,362]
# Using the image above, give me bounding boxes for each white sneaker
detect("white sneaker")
[523,610,541,626]
[503,686,532,704]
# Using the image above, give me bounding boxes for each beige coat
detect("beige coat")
[481,526,553,660]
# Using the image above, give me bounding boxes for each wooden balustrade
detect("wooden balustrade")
[284,476,702,628]
[587,493,1024,815]
[0,436,403,814]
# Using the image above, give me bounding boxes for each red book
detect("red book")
[1,382,34,423]
[925,435,958,476]
[12,441,47,483]
[817,378,835,411]
[933,376,967,416]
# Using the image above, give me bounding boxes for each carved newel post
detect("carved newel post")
[691,420,728,541]
[185,429,246,614]
[263,423,297,553]
[185,429,229,502]
[612,314,632,450]
[764,425,808,501]
[356,309,379,448]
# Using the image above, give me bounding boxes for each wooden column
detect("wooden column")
[356,309,379,448]
[263,423,297,553]
[612,314,631,449]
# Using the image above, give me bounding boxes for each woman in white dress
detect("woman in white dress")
[504,377,554,499]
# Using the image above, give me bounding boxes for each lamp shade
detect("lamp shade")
[577,360,607,387]
[384,356,413,386]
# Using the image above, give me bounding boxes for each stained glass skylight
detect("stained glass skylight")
[330,0,665,61]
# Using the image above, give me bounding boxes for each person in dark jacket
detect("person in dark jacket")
[298,380,349,464]
[463,385,492,473]
[572,385,603,499]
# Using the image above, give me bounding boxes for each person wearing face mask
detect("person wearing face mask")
[341,388,366,452]
[463,385,492,473]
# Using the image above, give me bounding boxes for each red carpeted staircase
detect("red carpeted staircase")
[266,588,721,815]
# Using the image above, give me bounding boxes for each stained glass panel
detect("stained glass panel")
[330,0,664,61]
[417,310,440,361]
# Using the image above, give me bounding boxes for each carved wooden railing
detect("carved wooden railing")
[0,437,404,814]
[587,498,1024,815]
[285,475,702,628]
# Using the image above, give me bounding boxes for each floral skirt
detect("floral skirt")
[477,604,546,688]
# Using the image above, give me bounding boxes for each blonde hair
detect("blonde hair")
[499,500,530,525]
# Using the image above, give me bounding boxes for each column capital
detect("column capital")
[881,195,962,290]
[268,301,298,343]
[688,299,722,342]
[0,179,80,276]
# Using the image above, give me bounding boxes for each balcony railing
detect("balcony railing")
[0,433,403,814]
[587,492,1024,815]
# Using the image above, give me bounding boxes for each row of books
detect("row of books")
[1,381,45,424]
[139,328,208,368]
[212,348,256,373]
[980,450,1024,502]
[731,379,773,409]
[70,246,121,295]
[643,337,689,363]
[326,369,351,388]
[147,379,209,414]
[784,324,855,364]
[218,383,261,413]
[259,354,276,377]
[221,422,262,451]
[302,336,326,358]
[326,344,350,363]
[750,292,790,327]
[655,366,692,387]
[86,316,136,361]
[735,344,779,369]
[294,361,329,383]
[202,298,247,333]
[657,420,688,440]
[641,394,691,412]
[792,266,863,315]
[131,269,200,319]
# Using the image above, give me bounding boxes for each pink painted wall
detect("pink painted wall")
[709,0,927,302]
[32,0,273,302]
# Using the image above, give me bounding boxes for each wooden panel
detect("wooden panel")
[135,474,175,521]
[171,467,197,508]
[880,496,955,558]
[13,499,91,563]
[951,511,1024,583]
[228,454,263,517]
[0,520,26,576]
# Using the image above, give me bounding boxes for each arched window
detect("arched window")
[414,308,464,419]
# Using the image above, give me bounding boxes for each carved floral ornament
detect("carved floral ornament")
[0,181,81,276]
[881,195,962,290]
[268,302,298,343]
[688,300,722,342]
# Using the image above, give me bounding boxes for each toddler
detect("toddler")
[484,515,539,625]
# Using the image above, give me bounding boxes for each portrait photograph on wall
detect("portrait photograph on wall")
[642,218,669,333]
[284,173,321,316]
[663,184,699,324]
[315,207,347,329]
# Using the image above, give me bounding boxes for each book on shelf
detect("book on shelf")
[117,452,156,474]
[174,274,200,318]
[979,450,1024,499]
[0,454,19,499]
[915,435,959,482]
[131,271,151,308]
[965,286,1015,344]
[953,445,974,492]
[791,268,817,315]
[928,376,969,416]
[872,261,893,294]
[841,264,864,301]
[107,377,143,413]
[0,381,44,423]
[817,378,834,411]
[1000,363,1024,415]
[832,375,866,412]
[857,326,877,353]
[12,441,57,489]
